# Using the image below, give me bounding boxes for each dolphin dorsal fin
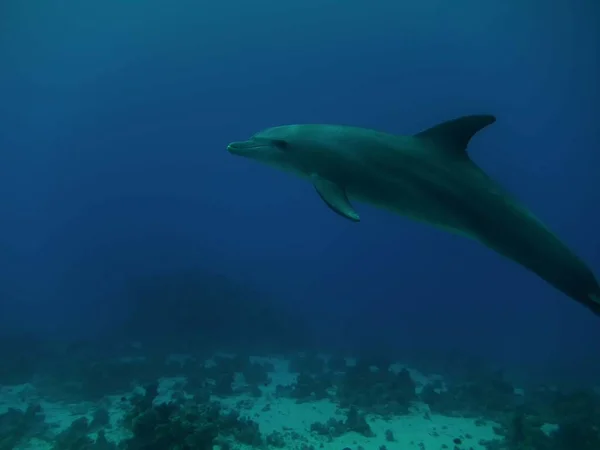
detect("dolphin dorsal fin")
[415,114,496,159]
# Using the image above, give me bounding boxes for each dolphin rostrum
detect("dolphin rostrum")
[227,115,600,315]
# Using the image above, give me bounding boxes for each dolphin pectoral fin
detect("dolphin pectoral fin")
[311,175,360,222]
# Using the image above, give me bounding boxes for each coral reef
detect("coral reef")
[120,381,263,450]
[336,362,417,416]
[0,335,598,450]
[0,404,48,450]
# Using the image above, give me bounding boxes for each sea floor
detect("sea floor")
[1,351,597,450]
[2,354,503,450]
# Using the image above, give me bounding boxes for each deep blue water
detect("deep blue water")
[1,0,599,376]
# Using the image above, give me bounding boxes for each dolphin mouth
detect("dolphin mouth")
[227,140,264,154]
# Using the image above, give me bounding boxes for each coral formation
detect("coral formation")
[0,339,598,450]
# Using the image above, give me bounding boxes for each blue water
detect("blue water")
[1,0,599,392]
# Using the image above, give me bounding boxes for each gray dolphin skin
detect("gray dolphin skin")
[227,115,600,315]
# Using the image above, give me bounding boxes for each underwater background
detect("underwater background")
[0,1,599,449]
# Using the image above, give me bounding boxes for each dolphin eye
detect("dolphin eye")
[272,139,289,151]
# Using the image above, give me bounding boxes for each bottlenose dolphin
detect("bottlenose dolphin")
[227,115,600,315]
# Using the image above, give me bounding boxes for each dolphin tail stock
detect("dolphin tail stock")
[589,292,600,316]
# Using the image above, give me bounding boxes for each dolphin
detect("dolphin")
[227,115,600,315]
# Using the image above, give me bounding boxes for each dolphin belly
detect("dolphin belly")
[347,174,480,237]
